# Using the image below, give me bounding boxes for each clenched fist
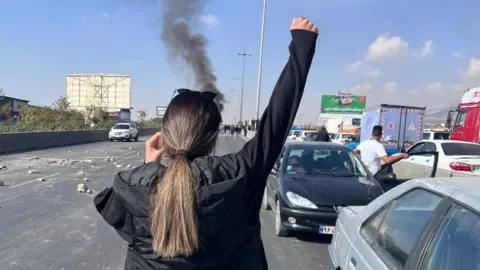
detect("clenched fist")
[290,17,318,34]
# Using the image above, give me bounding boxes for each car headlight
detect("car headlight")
[286,191,317,209]
[123,131,129,134]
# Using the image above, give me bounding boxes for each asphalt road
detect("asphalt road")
[0,134,333,270]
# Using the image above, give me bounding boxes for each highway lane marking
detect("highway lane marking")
[0,191,28,203]
[9,172,61,188]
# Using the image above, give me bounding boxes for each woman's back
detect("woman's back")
[94,17,318,270]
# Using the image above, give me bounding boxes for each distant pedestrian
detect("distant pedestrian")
[316,126,331,142]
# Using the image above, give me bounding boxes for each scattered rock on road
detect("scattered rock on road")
[116,164,123,168]
[77,171,85,176]
[0,180,4,186]
[77,183,88,193]
[127,164,132,169]
[0,165,7,170]
[129,147,133,150]
[83,177,89,182]
[37,178,46,182]
[28,170,40,174]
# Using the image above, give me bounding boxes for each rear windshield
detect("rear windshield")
[442,143,480,156]
[433,132,449,140]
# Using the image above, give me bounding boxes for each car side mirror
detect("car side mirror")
[377,172,397,182]
[401,148,406,153]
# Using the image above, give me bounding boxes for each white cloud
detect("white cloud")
[463,58,480,78]
[365,34,409,62]
[382,81,397,92]
[452,51,464,58]
[346,83,372,95]
[414,40,435,57]
[102,13,110,19]
[345,61,383,78]
[200,14,219,27]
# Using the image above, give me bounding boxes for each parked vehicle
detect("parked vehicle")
[331,133,355,145]
[262,141,440,237]
[109,123,139,142]
[422,131,450,140]
[402,139,480,175]
[347,104,426,155]
[328,176,480,270]
[446,86,480,143]
[287,128,316,141]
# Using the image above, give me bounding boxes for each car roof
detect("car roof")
[410,177,480,208]
[285,141,349,150]
[420,139,477,145]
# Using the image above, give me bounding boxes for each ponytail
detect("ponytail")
[150,155,198,258]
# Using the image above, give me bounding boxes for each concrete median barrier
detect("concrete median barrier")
[0,128,158,154]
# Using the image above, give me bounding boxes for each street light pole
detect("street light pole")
[255,0,267,121]
[237,53,251,123]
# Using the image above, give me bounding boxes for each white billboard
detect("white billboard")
[66,73,131,112]
[156,106,167,117]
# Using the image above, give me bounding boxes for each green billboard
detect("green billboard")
[320,93,366,115]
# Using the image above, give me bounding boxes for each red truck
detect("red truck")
[446,86,480,143]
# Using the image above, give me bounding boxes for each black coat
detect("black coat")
[316,130,331,142]
[94,30,317,270]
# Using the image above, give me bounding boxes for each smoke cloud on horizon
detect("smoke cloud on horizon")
[160,0,225,111]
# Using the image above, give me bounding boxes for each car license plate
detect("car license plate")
[319,226,335,235]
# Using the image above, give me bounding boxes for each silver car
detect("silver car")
[328,177,480,270]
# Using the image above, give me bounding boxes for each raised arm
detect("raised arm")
[217,18,318,183]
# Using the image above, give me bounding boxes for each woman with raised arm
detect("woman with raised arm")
[94,17,318,270]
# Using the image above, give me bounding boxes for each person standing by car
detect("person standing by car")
[316,126,331,142]
[94,17,318,270]
[353,125,409,175]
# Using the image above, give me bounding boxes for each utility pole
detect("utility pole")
[255,0,267,121]
[237,52,251,123]
[231,89,236,125]
[233,77,241,124]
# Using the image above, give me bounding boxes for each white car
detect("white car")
[329,177,480,270]
[331,133,354,145]
[422,131,450,140]
[287,130,316,141]
[402,139,480,175]
[109,123,139,142]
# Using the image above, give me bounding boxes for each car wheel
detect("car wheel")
[134,134,139,141]
[263,189,271,210]
[109,139,113,142]
[128,135,132,142]
[275,200,289,237]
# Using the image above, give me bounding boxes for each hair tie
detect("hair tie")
[174,149,190,158]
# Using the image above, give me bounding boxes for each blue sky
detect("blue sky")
[1,0,479,124]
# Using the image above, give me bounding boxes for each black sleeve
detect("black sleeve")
[216,30,317,191]
[94,187,134,244]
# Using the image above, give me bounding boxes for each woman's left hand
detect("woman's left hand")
[145,132,165,163]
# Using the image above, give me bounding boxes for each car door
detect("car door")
[266,148,285,207]
[389,142,437,181]
[345,188,444,270]
[415,202,480,270]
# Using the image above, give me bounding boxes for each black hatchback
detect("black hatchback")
[263,141,384,237]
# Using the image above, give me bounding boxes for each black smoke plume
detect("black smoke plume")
[160,0,225,111]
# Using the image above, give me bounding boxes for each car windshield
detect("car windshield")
[113,124,130,130]
[341,134,353,140]
[422,133,431,139]
[285,145,367,177]
[442,143,480,156]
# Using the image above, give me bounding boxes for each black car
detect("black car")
[262,141,384,237]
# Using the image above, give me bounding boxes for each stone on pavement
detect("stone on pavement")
[0,165,7,170]
[37,178,46,182]
[0,180,4,186]
[77,183,88,193]
[28,170,40,174]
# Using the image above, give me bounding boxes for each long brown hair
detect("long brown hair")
[150,90,221,258]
